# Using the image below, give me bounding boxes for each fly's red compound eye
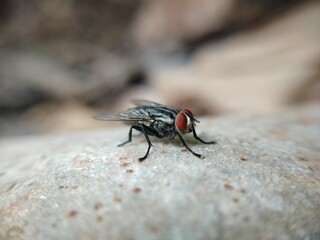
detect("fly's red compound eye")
[184,109,193,118]
[175,111,188,132]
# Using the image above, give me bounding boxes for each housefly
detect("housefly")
[93,99,216,161]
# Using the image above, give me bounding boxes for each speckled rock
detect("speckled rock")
[0,103,320,240]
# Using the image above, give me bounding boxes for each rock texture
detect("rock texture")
[1,103,320,240]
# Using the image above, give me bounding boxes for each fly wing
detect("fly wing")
[93,108,152,123]
[93,112,131,121]
[131,99,180,113]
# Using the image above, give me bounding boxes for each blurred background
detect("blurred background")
[0,0,319,137]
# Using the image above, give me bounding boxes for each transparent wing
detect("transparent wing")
[93,112,129,121]
[93,108,152,122]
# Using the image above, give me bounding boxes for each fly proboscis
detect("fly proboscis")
[93,99,216,161]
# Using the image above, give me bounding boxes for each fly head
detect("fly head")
[175,109,199,134]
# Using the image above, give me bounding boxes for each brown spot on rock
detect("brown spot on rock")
[224,183,234,191]
[94,202,103,210]
[114,196,122,203]
[133,187,141,194]
[96,215,104,222]
[298,156,309,162]
[126,169,134,174]
[120,162,129,168]
[68,210,78,218]
[232,197,239,203]
[308,166,316,171]
[149,225,159,233]
[240,157,248,161]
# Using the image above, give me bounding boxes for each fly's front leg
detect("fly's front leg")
[192,128,216,144]
[176,132,202,158]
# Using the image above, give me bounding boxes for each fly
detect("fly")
[93,99,216,161]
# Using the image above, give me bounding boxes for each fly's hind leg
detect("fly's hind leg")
[138,124,153,161]
[118,125,153,161]
[118,126,140,147]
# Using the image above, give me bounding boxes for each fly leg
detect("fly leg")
[139,124,153,161]
[176,132,202,158]
[192,128,216,144]
[118,126,137,147]
[118,125,153,161]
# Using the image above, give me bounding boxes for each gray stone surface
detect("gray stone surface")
[1,104,320,240]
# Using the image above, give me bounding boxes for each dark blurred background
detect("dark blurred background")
[0,0,319,136]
